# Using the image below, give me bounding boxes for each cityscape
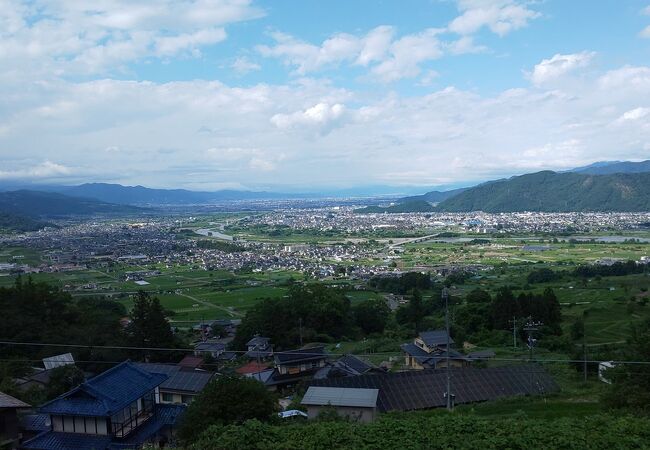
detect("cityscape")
[1,1,650,449]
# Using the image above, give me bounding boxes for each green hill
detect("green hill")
[0,212,53,232]
[436,171,650,212]
[355,200,435,214]
[0,190,147,218]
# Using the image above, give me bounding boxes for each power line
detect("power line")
[1,340,650,365]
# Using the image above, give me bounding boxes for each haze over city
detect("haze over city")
[1,0,649,191]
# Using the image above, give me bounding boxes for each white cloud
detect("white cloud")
[616,107,650,123]
[231,56,261,74]
[528,51,595,86]
[0,0,263,76]
[640,25,650,38]
[449,0,541,36]
[0,161,72,180]
[371,29,444,82]
[271,103,347,135]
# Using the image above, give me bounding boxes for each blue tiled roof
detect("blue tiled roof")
[134,363,214,394]
[22,431,112,450]
[419,330,454,347]
[401,343,467,368]
[115,404,185,447]
[20,413,49,432]
[39,361,167,417]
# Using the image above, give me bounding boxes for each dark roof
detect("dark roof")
[0,390,30,408]
[22,404,185,450]
[134,363,214,394]
[39,362,167,417]
[244,349,273,359]
[401,343,467,368]
[116,403,185,447]
[339,355,376,374]
[22,431,112,450]
[21,414,49,432]
[194,341,226,352]
[246,336,270,346]
[178,355,204,369]
[274,346,328,365]
[309,365,558,413]
[468,350,496,360]
[418,330,454,347]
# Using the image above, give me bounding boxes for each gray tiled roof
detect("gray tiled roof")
[310,365,558,412]
[302,386,379,408]
[134,363,214,394]
[0,390,30,408]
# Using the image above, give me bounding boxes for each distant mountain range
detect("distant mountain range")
[0,190,144,219]
[569,160,650,175]
[435,171,650,212]
[360,160,650,213]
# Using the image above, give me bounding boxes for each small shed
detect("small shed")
[301,387,379,423]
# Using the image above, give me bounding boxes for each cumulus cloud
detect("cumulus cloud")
[0,161,72,180]
[271,103,347,135]
[615,107,650,124]
[0,0,263,76]
[449,0,541,36]
[231,56,261,74]
[528,51,595,86]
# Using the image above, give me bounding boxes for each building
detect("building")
[401,330,469,370]
[309,365,558,417]
[22,361,185,450]
[244,336,273,360]
[193,339,226,359]
[134,363,215,405]
[0,391,30,449]
[314,354,383,379]
[250,346,329,391]
[301,387,379,423]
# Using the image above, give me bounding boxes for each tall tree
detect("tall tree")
[126,291,176,361]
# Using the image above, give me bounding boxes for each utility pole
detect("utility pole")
[509,316,518,348]
[583,311,588,382]
[524,318,543,391]
[443,288,454,411]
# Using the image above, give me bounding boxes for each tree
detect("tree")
[466,288,491,304]
[490,287,519,330]
[125,291,176,361]
[177,375,277,443]
[46,365,85,399]
[353,298,390,334]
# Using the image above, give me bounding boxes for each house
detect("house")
[274,346,328,377]
[42,354,75,370]
[314,354,383,380]
[301,387,379,423]
[134,363,215,405]
[0,391,30,449]
[401,330,469,370]
[250,346,329,391]
[22,361,185,450]
[244,336,273,360]
[193,339,226,359]
[309,365,558,418]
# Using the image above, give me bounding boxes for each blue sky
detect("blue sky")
[0,0,649,191]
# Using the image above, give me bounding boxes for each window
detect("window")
[181,394,193,405]
[52,416,63,432]
[74,417,85,433]
[162,392,174,403]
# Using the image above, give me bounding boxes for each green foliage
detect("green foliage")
[466,288,491,304]
[0,212,52,232]
[527,268,561,284]
[368,272,432,295]
[126,291,179,361]
[574,260,646,278]
[233,283,353,349]
[602,318,650,411]
[352,298,390,334]
[177,375,277,444]
[186,413,650,449]
[46,365,85,399]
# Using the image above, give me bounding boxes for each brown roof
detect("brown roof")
[0,391,30,409]
[235,361,269,375]
[178,355,204,369]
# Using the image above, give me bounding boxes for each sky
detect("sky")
[0,0,649,192]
